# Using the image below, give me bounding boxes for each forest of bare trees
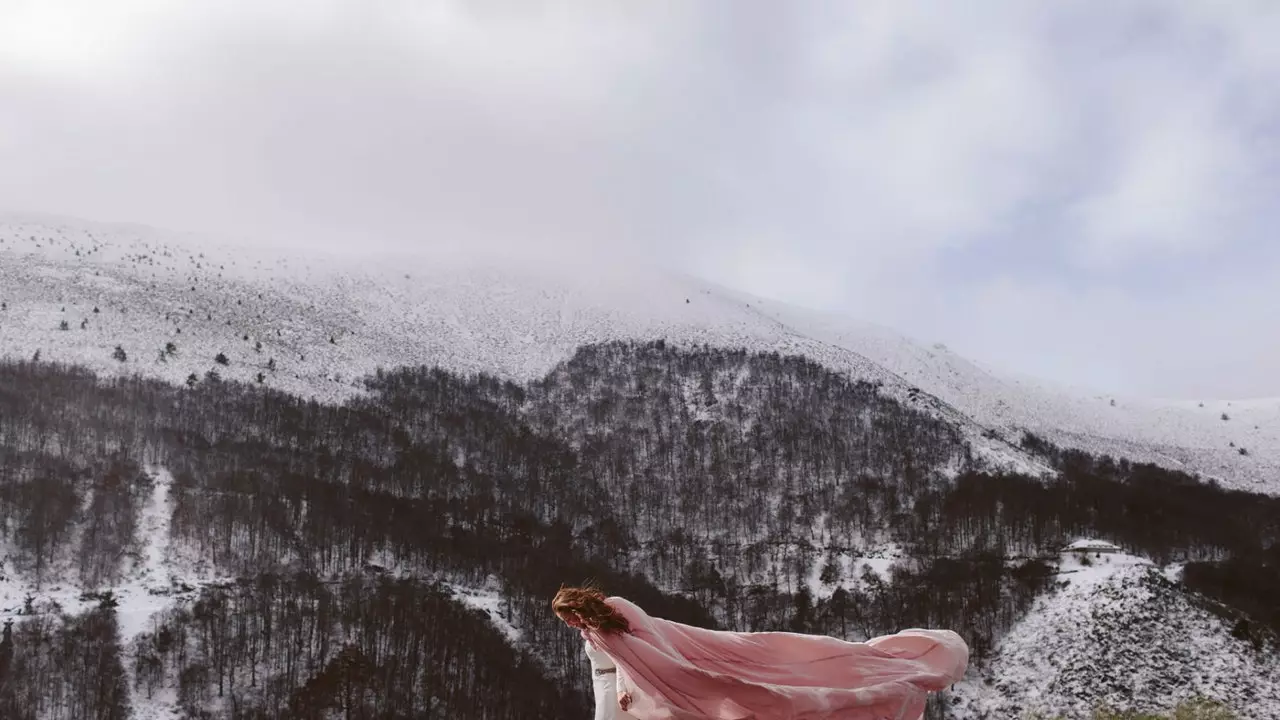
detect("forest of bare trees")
[0,599,130,720]
[0,341,1276,717]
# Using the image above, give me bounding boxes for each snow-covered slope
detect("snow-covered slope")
[748,301,1280,495]
[2,213,1277,493]
[0,467,226,720]
[951,550,1280,719]
[0,469,205,630]
[0,462,538,720]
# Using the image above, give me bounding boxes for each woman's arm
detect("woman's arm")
[616,667,633,711]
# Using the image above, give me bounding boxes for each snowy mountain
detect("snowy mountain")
[2,212,1276,495]
[951,548,1280,719]
[1,213,1278,720]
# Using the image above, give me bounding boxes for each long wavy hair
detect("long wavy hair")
[551,583,631,634]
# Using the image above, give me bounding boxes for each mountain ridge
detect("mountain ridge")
[2,213,1275,493]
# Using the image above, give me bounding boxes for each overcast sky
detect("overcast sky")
[2,1,1278,399]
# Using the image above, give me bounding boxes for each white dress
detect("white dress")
[585,639,638,720]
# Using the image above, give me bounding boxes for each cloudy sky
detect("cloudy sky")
[2,1,1278,399]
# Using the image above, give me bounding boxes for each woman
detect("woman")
[553,585,968,720]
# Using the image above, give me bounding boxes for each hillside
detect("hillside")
[2,213,1277,494]
[952,550,1280,719]
[0,214,1278,719]
[0,346,1276,717]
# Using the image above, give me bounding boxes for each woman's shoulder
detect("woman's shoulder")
[604,596,648,632]
[605,595,640,614]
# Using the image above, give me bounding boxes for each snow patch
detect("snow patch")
[443,580,523,644]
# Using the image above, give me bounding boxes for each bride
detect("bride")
[552,584,968,720]
[584,628,639,720]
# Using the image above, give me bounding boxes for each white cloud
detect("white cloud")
[1056,3,1280,270]
[0,0,161,80]
[1072,111,1250,267]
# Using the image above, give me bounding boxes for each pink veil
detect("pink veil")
[583,596,968,720]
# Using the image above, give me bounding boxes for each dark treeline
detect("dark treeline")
[1016,433,1280,643]
[0,351,717,718]
[134,576,575,719]
[527,342,967,547]
[1182,543,1280,641]
[1019,433,1280,562]
[0,601,130,720]
[0,450,152,590]
[0,341,1276,717]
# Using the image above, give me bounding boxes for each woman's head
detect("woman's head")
[552,584,631,634]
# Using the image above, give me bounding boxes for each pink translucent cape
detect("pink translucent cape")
[584,596,968,720]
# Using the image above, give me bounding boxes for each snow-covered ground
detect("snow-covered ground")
[0,467,219,719]
[443,579,524,645]
[0,469,195,630]
[3,213,1274,493]
[950,548,1280,720]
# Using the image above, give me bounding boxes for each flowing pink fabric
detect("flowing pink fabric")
[583,596,968,720]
